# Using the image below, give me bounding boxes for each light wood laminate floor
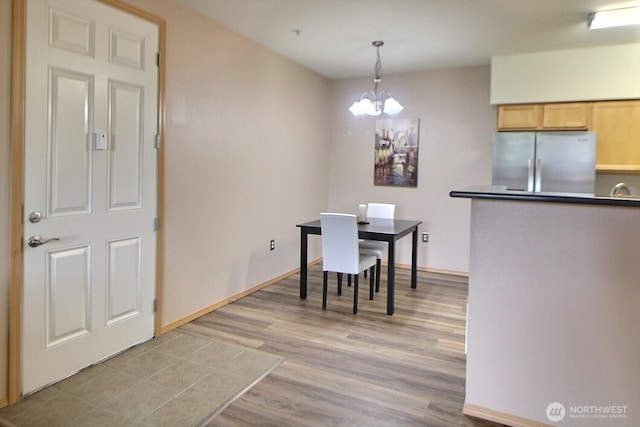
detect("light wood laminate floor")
[181,263,505,427]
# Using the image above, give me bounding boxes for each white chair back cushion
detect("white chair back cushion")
[320,213,359,275]
[366,203,396,219]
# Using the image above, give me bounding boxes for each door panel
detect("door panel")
[23,0,158,394]
[46,246,91,346]
[107,237,142,324]
[109,81,143,210]
[109,29,145,69]
[49,68,93,215]
[49,8,95,57]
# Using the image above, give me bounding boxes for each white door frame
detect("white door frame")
[8,0,166,404]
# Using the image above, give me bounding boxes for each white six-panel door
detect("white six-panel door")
[22,0,158,394]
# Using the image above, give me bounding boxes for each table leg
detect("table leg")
[387,239,395,315]
[300,228,308,299]
[411,227,418,289]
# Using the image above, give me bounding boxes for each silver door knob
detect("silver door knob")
[28,211,43,223]
[27,236,60,248]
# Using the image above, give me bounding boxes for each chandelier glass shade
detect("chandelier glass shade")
[349,41,403,116]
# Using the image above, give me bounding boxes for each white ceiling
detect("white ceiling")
[174,0,640,79]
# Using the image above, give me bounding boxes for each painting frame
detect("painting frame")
[374,118,419,187]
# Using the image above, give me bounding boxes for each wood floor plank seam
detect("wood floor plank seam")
[197,263,505,427]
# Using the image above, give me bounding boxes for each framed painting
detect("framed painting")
[374,118,419,187]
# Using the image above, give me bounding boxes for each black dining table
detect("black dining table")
[296,218,422,315]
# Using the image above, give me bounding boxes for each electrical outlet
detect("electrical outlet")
[270,239,275,251]
[422,232,429,242]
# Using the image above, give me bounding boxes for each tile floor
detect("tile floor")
[0,331,284,427]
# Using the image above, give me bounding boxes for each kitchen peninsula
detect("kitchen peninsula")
[450,186,640,427]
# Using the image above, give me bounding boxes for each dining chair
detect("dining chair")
[320,213,377,314]
[359,203,396,293]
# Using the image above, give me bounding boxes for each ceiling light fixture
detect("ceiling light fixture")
[349,41,403,116]
[588,6,640,29]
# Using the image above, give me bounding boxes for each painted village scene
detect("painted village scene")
[374,118,419,187]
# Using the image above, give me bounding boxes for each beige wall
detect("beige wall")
[123,0,331,327]
[0,0,11,405]
[329,66,495,273]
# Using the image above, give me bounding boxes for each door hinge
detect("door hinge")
[155,134,160,149]
[153,216,159,232]
[153,298,158,313]
[156,52,160,67]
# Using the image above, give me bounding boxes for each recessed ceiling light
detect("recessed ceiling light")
[588,6,640,29]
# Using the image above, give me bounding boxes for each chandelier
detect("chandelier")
[349,41,403,116]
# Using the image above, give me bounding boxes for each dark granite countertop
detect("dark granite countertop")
[449,186,640,207]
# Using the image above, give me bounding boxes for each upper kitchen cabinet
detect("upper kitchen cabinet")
[541,103,589,130]
[592,100,640,172]
[497,104,540,130]
[497,102,589,130]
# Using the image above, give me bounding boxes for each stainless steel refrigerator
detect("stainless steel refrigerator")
[492,132,596,193]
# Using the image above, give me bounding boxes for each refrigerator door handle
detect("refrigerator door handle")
[527,159,535,192]
[535,159,542,192]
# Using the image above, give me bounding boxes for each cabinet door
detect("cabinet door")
[542,103,589,129]
[592,100,640,172]
[497,104,540,130]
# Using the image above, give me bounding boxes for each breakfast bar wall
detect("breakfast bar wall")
[452,190,640,426]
